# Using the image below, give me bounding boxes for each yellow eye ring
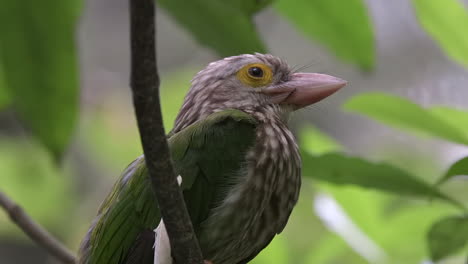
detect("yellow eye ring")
[236,63,273,87]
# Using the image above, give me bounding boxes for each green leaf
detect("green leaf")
[303,233,367,264]
[323,183,456,263]
[250,235,289,264]
[274,0,375,70]
[412,0,468,68]
[301,152,463,209]
[299,124,343,155]
[160,0,267,57]
[427,215,468,261]
[343,92,468,145]
[430,106,468,139]
[0,0,81,158]
[81,69,193,174]
[437,156,468,185]
[160,69,196,131]
[0,62,10,110]
[0,138,73,238]
[231,0,273,15]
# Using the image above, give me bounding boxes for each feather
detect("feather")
[153,220,171,264]
[78,109,258,264]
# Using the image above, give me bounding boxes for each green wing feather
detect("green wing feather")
[79,109,258,264]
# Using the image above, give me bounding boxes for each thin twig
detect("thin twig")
[0,191,76,264]
[128,0,204,263]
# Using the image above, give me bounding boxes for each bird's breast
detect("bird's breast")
[199,120,301,264]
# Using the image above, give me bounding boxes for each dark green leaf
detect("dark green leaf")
[231,0,273,15]
[427,215,468,261]
[160,0,267,57]
[343,92,468,145]
[0,62,10,110]
[412,0,468,68]
[0,0,81,157]
[437,156,468,185]
[274,0,375,70]
[301,152,463,209]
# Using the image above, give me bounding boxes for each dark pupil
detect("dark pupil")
[248,67,263,78]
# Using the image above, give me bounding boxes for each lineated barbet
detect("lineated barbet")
[78,53,346,264]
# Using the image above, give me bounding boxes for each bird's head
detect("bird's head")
[173,53,346,132]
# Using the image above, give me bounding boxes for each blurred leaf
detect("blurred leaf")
[412,0,468,68]
[275,0,375,70]
[304,233,368,264]
[343,92,468,145]
[0,138,73,238]
[0,0,81,158]
[375,145,442,183]
[0,62,10,110]
[299,124,343,155]
[281,182,332,262]
[160,69,195,130]
[81,69,193,172]
[250,235,289,264]
[323,184,456,263]
[231,0,273,15]
[319,184,385,244]
[80,108,142,174]
[302,152,463,209]
[427,215,468,261]
[437,156,468,185]
[430,106,468,138]
[160,0,267,57]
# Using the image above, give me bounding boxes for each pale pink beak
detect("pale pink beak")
[264,73,347,110]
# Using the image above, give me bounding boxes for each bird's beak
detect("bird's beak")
[264,73,347,110]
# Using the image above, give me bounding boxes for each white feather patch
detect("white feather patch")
[153,220,172,264]
[153,175,183,264]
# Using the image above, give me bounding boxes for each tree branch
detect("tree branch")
[0,191,76,264]
[128,0,204,263]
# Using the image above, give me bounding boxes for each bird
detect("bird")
[78,53,346,264]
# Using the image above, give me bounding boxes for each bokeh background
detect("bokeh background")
[1,0,468,263]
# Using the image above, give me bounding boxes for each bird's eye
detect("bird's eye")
[248,67,263,78]
[236,63,273,87]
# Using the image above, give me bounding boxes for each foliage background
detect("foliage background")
[1,0,468,263]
